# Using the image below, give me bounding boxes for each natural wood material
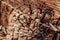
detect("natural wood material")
[0,0,60,40]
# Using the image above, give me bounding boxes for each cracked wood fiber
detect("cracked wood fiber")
[0,0,60,40]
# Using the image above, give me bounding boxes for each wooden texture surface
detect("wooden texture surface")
[0,0,60,40]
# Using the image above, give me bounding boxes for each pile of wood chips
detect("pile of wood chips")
[0,0,60,40]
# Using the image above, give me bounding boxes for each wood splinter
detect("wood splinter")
[49,23,58,31]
